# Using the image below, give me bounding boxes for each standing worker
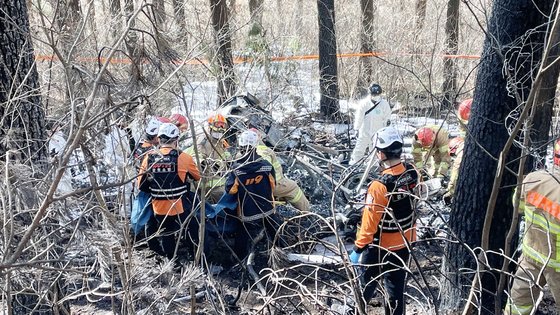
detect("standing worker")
[348,127,420,314]
[252,128,310,212]
[225,129,278,261]
[350,83,392,165]
[412,125,451,178]
[443,98,472,203]
[137,123,201,260]
[504,139,560,315]
[186,113,232,203]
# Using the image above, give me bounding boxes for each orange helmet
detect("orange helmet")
[416,127,435,147]
[208,113,228,133]
[458,98,473,123]
[169,113,188,131]
[554,138,560,167]
[449,137,464,156]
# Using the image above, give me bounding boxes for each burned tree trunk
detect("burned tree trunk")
[153,0,166,28]
[248,0,264,37]
[530,29,560,166]
[124,0,144,92]
[172,0,188,47]
[210,0,237,106]
[317,0,340,121]
[355,0,376,98]
[442,0,460,110]
[415,0,427,31]
[0,0,47,163]
[440,0,555,313]
[109,0,123,40]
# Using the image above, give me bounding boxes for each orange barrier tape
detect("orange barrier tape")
[35,51,480,65]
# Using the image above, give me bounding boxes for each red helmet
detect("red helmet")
[208,113,228,133]
[449,137,464,156]
[169,113,188,130]
[157,116,171,123]
[554,138,560,167]
[458,98,473,123]
[416,127,435,147]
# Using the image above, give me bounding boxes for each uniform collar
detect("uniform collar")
[382,163,406,175]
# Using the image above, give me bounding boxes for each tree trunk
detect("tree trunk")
[209,0,237,106]
[172,0,188,47]
[248,0,264,36]
[415,0,427,31]
[441,0,460,110]
[0,0,47,163]
[530,28,560,166]
[355,0,376,98]
[124,0,144,92]
[153,0,166,29]
[440,1,555,313]
[317,0,340,121]
[109,0,122,40]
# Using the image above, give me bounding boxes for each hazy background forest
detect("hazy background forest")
[2,0,560,314]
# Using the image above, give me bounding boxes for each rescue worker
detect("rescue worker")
[350,83,392,165]
[137,123,201,260]
[252,128,310,212]
[504,139,560,315]
[348,126,419,314]
[169,113,189,148]
[444,136,464,204]
[412,125,451,178]
[131,116,166,170]
[457,98,472,130]
[443,98,471,203]
[186,113,232,203]
[225,129,278,261]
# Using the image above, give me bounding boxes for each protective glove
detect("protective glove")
[349,251,361,264]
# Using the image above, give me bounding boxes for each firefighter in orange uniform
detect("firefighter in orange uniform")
[138,123,201,260]
[348,127,420,314]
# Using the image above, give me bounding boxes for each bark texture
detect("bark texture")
[0,0,47,163]
[317,0,340,120]
[440,1,556,313]
[355,0,376,98]
[442,0,460,109]
[210,0,237,106]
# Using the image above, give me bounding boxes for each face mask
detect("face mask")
[211,132,223,139]
[371,95,381,102]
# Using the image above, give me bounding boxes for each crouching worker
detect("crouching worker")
[412,125,450,178]
[252,128,310,212]
[137,123,201,260]
[348,127,420,315]
[225,129,280,261]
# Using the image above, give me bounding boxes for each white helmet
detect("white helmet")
[158,123,180,139]
[373,127,403,150]
[238,130,258,148]
[145,117,161,136]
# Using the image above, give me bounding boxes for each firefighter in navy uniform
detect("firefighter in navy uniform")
[138,123,201,260]
[348,126,420,315]
[225,129,279,261]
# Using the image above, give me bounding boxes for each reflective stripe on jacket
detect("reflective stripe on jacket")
[520,169,560,271]
[256,144,284,180]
